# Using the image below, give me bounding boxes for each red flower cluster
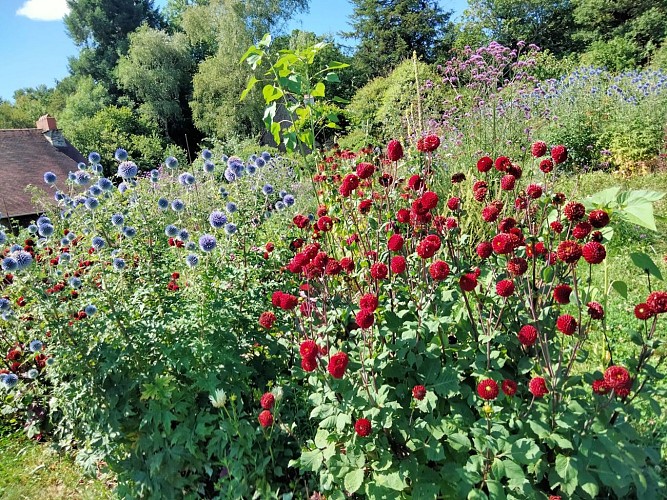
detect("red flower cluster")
[556,314,577,335]
[260,392,275,410]
[582,241,606,264]
[529,377,549,398]
[429,260,450,281]
[370,262,388,280]
[339,173,360,197]
[328,352,349,379]
[563,201,585,221]
[258,410,273,428]
[496,279,515,297]
[477,379,499,400]
[416,234,441,259]
[355,308,375,329]
[531,141,547,158]
[388,234,404,252]
[553,284,572,304]
[300,340,319,372]
[417,134,441,153]
[551,145,568,164]
[354,418,372,437]
[557,240,582,264]
[604,365,632,397]
[272,291,298,310]
[646,291,667,314]
[293,214,310,229]
[356,162,375,179]
[387,140,404,161]
[587,301,604,320]
[459,272,478,292]
[391,255,406,274]
[258,311,276,329]
[518,325,538,347]
[502,379,518,396]
[412,385,427,400]
[477,156,493,173]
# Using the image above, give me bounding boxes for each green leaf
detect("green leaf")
[583,187,621,208]
[240,76,259,101]
[630,252,663,280]
[262,84,283,104]
[258,33,272,48]
[325,61,350,70]
[611,280,628,298]
[374,471,406,491]
[311,81,326,98]
[448,432,471,452]
[621,202,658,231]
[555,454,578,496]
[325,72,340,83]
[503,460,526,491]
[344,469,364,493]
[299,449,322,472]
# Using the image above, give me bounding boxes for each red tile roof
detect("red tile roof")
[0,128,86,218]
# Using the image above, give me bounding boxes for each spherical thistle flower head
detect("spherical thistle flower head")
[114,148,128,161]
[1,373,18,389]
[477,156,493,173]
[254,157,266,168]
[29,339,43,352]
[225,202,238,214]
[355,308,375,329]
[0,298,10,311]
[531,141,547,158]
[69,276,82,289]
[370,262,388,280]
[589,209,610,228]
[178,172,196,186]
[283,194,295,207]
[27,368,39,379]
[201,160,215,174]
[551,145,568,164]
[84,304,97,316]
[111,213,125,227]
[171,199,185,212]
[123,226,137,238]
[84,197,99,210]
[38,223,55,238]
[77,161,87,170]
[88,152,101,164]
[15,251,33,270]
[157,198,169,210]
[258,410,273,428]
[44,171,57,184]
[647,291,667,314]
[224,223,237,235]
[118,182,129,194]
[177,229,189,242]
[430,260,450,281]
[563,202,585,221]
[199,234,217,252]
[553,284,572,304]
[477,379,499,400]
[117,161,138,179]
[518,325,538,347]
[556,314,577,335]
[387,139,404,161]
[112,258,126,271]
[496,279,515,297]
[582,241,606,264]
[209,211,228,229]
[502,379,518,396]
[261,151,271,162]
[412,385,427,400]
[89,185,103,197]
[604,365,631,390]
[328,352,349,379]
[391,255,406,274]
[74,171,91,186]
[28,224,38,234]
[262,184,274,196]
[3,257,19,272]
[587,301,604,320]
[528,376,549,398]
[201,148,213,161]
[557,240,582,264]
[165,156,179,169]
[165,225,179,237]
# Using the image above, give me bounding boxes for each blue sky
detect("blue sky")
[0,0,468,101]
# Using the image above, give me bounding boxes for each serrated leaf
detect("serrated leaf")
[448,432,471,452]
[630,252,663,280]
[374,471,407,491]
[344,468,364,493]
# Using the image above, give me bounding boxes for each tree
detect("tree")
[64,0,163,91]
[462,0,580,56]
[117,26,193,136]
[345,0,453,81]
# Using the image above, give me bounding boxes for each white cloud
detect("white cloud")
[17,0,70,21]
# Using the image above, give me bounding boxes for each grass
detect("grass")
[0,435,114,500]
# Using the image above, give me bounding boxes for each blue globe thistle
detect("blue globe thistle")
[15,251,33,270]
[54,191,65,202]
[38,223,55,237]
[165,225,179,237]
[225,202,237,213]
[28,224,38,234]
[69,276,82,289]
[209,211,227,229]
[67,172,76,182]
[1,373,18,388]
[29,339,43,352]
[1,311,13,321]
[264,211,272,219]
[10,244,23,252]
[89,185,102,196]
[0,231,5,245]
[27,369,39,379]
[199,234,217,252]
[60,237,69,246]
[74,171,91,186]
[246,165,257,175]
[114,148,128,161]
[0,298,10,311]
[111,213,125,226]
[178,229,189,241]
[85,198,99,210]
[44,171,57,184]
[92,163,104,174]
[202,149,213,160]
[224,169,236,182]
[66,232,76,242]
[91,236,105,250]
[248,154,257,163]
[255,157,266,168]
[186,254,199,267]
[203,160,215,173]
[261,152,272,163]
[117,161,138,179]
[262,184,274,196]
[171,199,185,212]
[165,156,179,169]
[1,258,17,272]
[118,182,129,193]
[219,187,228,198]
[228,156,243,170]
[308,213,315,221]
[186,241,196,251]
[59,252,71,263]
[224,223,237,235]
[122,226,137,238]
[77,162,87,170]
[88,152,101,164]
[112,258,126,270]
[150,169,160,180]
[84,304,97,316]
[275,200,286,210]
[278,190,287,198]
[283,194,295,206]
[178,172,196,186]
[157,198,169,210]
[46,357,55,366]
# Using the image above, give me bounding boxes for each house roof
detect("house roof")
[0,128,86,219]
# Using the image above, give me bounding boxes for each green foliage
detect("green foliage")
[579,37,642,72]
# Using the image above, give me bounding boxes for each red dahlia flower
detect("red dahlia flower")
[354,418,372,437]
[589,209,610,228]
[477,156,493,173]
[258,311,276,329]
[551,145,568,164]
[421,191,439,210]
[301,357,317,372]
[429,260,450,280]
[634,303,654,320]
[397,209,410,223]
[359,293,379,311]
[496,279,515,297]
[328,352,349,378]
[355,309,375,329]
[476,241,493,259]
[258,410,273,428]
[553,284,572,304]
[502,379,518,396]
[518,325,538,347]
[529,377,549,398]
[388,234,404,252]
[603,365,630,390]
[356,162,375,179]
[539,158,554,173]
[526,184,543,199]
[387,140,404,161]
[412,385,427,400]
[477,379,499,400]
[557,240,582,264]
[646,291,667,314]
[459,273,478,292]
[592,379,610,395]
[550,221,564,233]
[370,262,388,280]
[495,156,511,172]
[500,174,516,191]
[316,216,333,232]
[582,241,606,264]
[563,202,585,221]
[391,255,406,274]
[447,197,461,211]
[260,392,275,410]
[507,257,528,276]
[572,222,592,240]
[417,134,441,152]
[492,233,514,255]
[587,301,604,320]
[481,205,499,222]
[556,314,577,335]
[531,141,547,158]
